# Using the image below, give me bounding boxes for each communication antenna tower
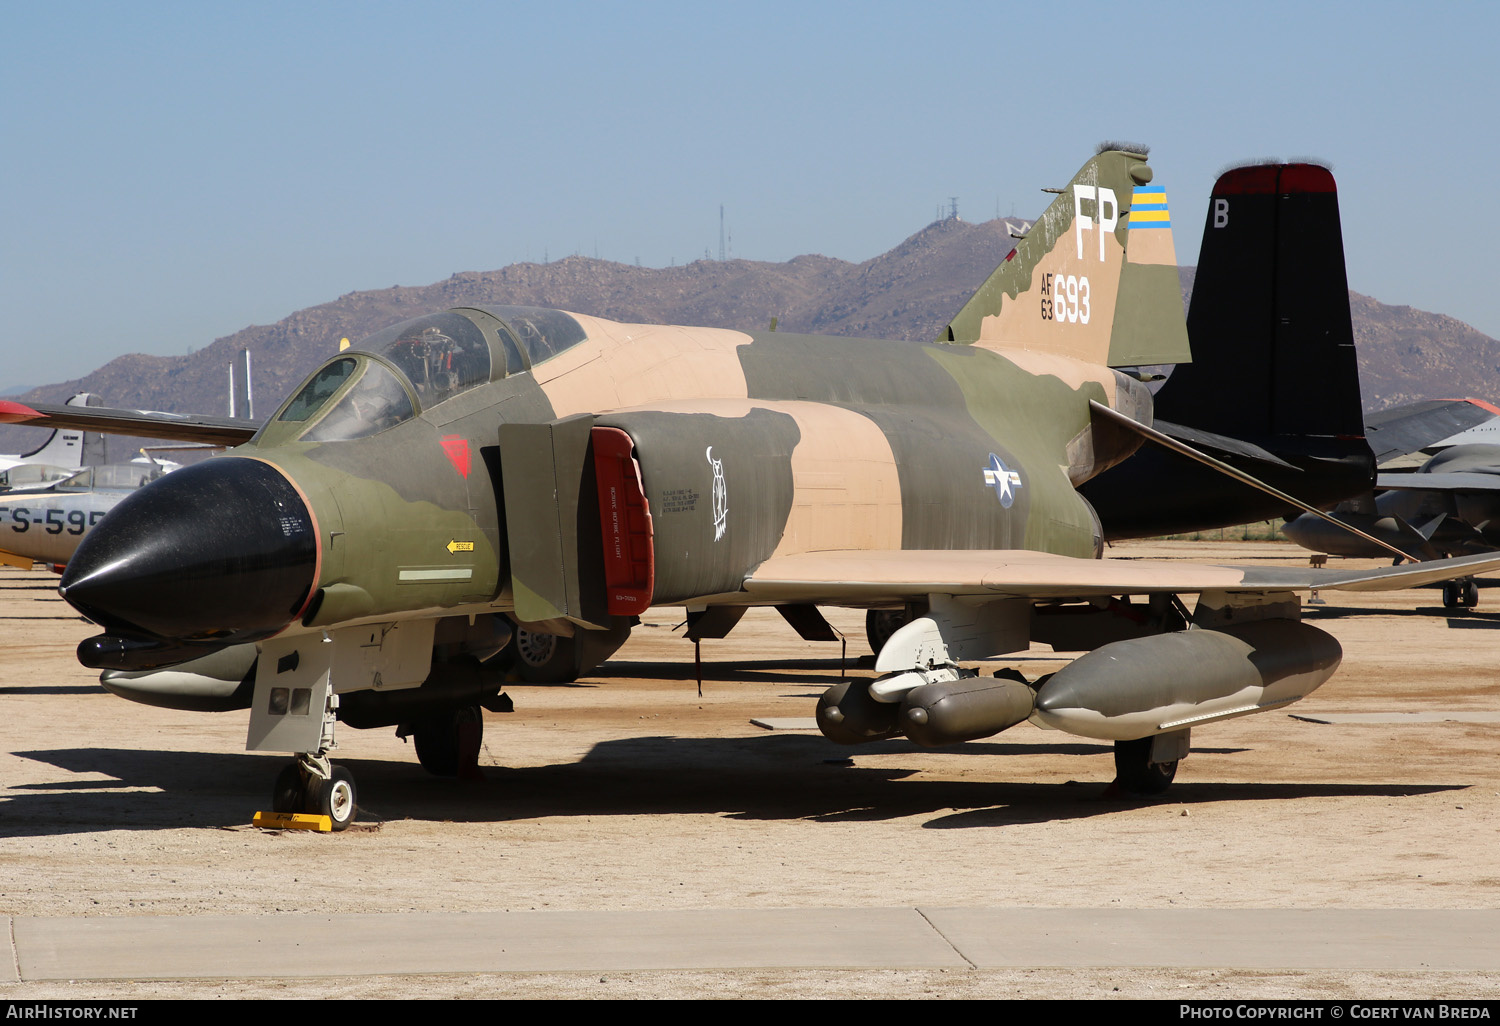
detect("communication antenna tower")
[241,349,253,420]
[227,348,253,418]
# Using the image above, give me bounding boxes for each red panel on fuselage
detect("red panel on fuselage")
[591,427,655,615]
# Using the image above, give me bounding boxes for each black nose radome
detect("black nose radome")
[60,457,317,644]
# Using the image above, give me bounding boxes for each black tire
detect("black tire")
[1113,737,1178,795]
[309,766,357,831]
[514,628,579,684]
[413,704,484,777]
[271,763,304,814]
[1442,579,1479,608]
[864,609,907,654]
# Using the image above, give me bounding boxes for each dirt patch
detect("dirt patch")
[2,541,1497,997]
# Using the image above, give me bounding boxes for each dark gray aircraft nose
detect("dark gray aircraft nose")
[60,457,317,646]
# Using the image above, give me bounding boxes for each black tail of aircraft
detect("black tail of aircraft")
[1081,162,1374,539]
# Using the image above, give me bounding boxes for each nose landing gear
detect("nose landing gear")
[270,753,358,831]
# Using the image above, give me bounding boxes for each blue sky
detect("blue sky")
[3,1,1496,394]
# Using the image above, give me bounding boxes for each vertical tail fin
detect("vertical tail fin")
[1154,163,1365,441]
[942,145,1190,368]
[1080,163,1374,538]
[18,392,105,468]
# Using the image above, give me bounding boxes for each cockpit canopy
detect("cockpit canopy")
[352,311,493,409]
[257,306,588,445]
[56,463,170,491]
[292,358,415,443]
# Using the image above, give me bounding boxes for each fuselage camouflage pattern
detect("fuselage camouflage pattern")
[63,147,1187,654]
[59,148,1500,827]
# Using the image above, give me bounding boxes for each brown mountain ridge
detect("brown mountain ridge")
[4,217,1496,456]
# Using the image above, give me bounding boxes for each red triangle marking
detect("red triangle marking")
[441,435,471,478]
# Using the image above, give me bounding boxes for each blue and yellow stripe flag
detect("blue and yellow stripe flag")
[1129,185,1170,229]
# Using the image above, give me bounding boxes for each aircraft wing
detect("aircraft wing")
[1376,471,1500,493]
[741,549,1500,604]
[0,400,258,446]
[1364,399,1500,465]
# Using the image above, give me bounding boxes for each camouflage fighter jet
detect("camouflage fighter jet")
[14,147,1500,830]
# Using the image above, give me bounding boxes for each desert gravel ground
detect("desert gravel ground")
[1,540,1498,999]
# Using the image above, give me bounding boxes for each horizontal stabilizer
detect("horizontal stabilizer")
[1092,401,1412,563]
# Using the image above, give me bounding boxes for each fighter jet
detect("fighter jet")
[17,147,1500,830]
[1283,429,1500,605]
[1276,398,1500,605]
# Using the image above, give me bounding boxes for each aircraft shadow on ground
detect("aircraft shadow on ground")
[0,684,106,696]
[1301,576,1500,621]
[1303,605,1500,621]
[0,616,89,622]
[597,659,865,687]
[587,656,1069,688]
[2,733,1460,837]
[1443,614,1500,629]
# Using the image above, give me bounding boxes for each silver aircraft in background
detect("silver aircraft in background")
[0,461,175,571]
[1283,398,1500,606]
[0,393,105,491]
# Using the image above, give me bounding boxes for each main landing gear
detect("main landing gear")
[1111,729,1190,796]
[1112,738,1178,795]
[864,609,908,654]
[410,703,484,778]
[1442,577,1479,609]
[511,627,581,683]
[271,753,358,831]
